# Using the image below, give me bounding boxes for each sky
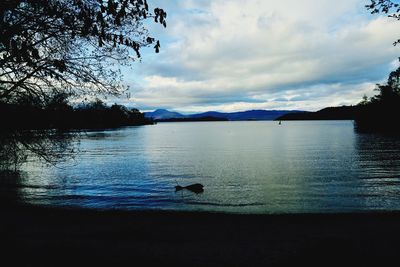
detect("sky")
[117,0,400,113]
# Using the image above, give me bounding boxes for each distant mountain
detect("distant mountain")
[276,106,360,121]
[155,116,228,122]
[145,109,303,121]
[189,110,302,121]
[144,109,186,120]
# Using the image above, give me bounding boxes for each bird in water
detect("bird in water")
[175,183,204,194]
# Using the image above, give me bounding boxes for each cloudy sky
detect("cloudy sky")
[119,0,400,113]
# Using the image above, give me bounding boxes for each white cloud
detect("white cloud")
[124,0,400,112]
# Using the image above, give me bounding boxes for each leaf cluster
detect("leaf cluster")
[359,63,400,105]
[366,0,400,45]
[0,0,166,105]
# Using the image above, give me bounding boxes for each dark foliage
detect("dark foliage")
[277,106,360,121]
[73,100,153,129]
[355,66,400,132]
[0,97,153,131]
[0,0,166,105]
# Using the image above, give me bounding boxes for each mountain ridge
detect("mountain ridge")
[145,109,303,121]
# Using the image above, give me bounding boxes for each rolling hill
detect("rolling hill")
[145,109,303,121]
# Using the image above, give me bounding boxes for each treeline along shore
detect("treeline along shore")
[0,98,153,131]
[276,106,360,121]
[276,104,400,133]
[276,67,400,133]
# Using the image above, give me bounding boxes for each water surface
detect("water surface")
[7,121,400,213]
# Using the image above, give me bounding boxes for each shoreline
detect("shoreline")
[2,204,400,266]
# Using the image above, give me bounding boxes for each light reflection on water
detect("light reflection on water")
[5,121,400,214]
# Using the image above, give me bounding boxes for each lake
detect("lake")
[7,121,400,214]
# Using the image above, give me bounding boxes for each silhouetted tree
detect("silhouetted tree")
[353,1,400,131]
[45,92,73,112]
[358,94,370,106]
[369,65,400,104]
[365,1,400,101]
[0,130,77,171]
[355,65,400,132]
[0,0,166,105]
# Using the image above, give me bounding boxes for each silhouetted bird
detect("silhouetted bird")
[175,183,204,194]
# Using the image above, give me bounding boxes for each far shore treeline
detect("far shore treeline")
[278,65,400,133]
[0,95,153,131]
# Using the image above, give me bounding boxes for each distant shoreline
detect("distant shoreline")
[0,102,153,131]
[155,116,228,122]
[276,106,359,121]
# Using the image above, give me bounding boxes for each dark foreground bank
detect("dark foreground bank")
[2,205,400,266]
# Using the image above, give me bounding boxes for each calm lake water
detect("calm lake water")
[7,121,400,213]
